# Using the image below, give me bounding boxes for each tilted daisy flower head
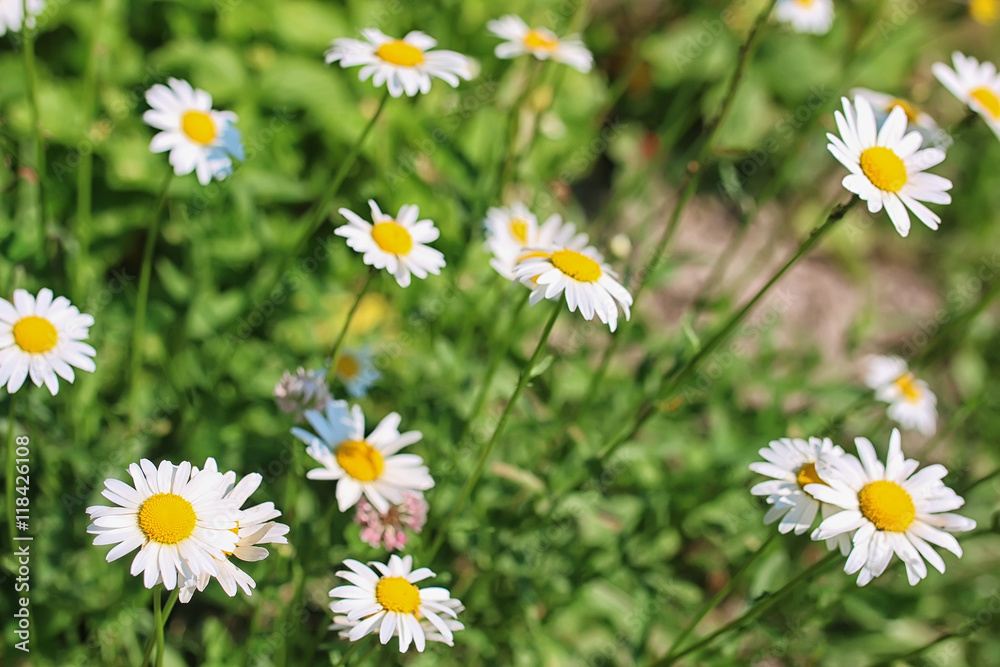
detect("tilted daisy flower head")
[487,15,593,73]
[749,437,851,555]
[274,366,332,422]
[809,429,976,586]
[86,460,241,590]
[337,200,446,288]
[484,203,584,280]
[850,88,943,148]
[0,0,43,35]
[513,231,632,332]
[334,346,380,399]
[143,77,245,185]
[329,555,464,652]
[178,458,289,603]
[0,288,96,395]
[827,95,952,237]
[932,52,1000,141]
[293,399,433,513]
[865,355,937,436]
[774,0,834,34]
[325,29,473,98]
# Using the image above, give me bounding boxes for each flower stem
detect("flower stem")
[5,395,17,544]
[655,551,840,666]
[497,60,544,195]
[141,588,179,667]
[327,270,375,386]
[662,532,778,661]
[425,304,560,562]
[21,0,48,239]
[460,288,531,437]
[129,171,174,423]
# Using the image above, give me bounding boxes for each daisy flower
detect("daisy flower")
[513,234,632,332]
[86,460,241,590]
[274,366,332,422]
[334,346,380,398]
[850,88,943,148]
[329,555,463,652]
[355,491,429,552]
[292,400,433,513]
[336,200,446,288]
[487,15,593,73]
[0,288,96,395]
[864,355,937,436]
[827,95,952,237]
[932,52,1000,141]
[809,429,975,586]
[178,458,289,603]
[331,597,465,647]
[325,29,473,98]
[749,437,851,554]
[773,0,834,34]
[484,203,584,280]
[0,0,43,35]
[143,77,245,185]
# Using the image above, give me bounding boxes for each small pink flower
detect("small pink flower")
[354,491,429,551]
[274,367,331,422]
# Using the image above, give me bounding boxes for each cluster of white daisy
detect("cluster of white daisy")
[86,458,288,600]
[751,429,975,586]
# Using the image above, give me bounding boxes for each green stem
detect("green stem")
[21,0,47,239]
[868,632,960,667]
[6,395,17,544]
[327,271,375,385]
[461,288,531,434]
[425,304,560,562]
[663,533,778,661]
[153,587,164,667]
[497,60,544,196]
[141,588,179,667]
[129,171,174,423]
[655,552,839,666]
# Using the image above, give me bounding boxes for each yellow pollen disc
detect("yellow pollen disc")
[796,462,826,489]
[337,354,360,379]
[137,493,197,544]
[551,249,602,282]
[889,98,921,124]
[181,110,217,145]
[970,0,998,25]
[523,29,559,52]
[970,86,1000,120]
[860,146,907,192]
[12,316,58,354]
[376,40,425,67]
[371,221,414,255]
[336,440,384,481]
[509,219,529,245]
[376,576,421,615]
[858,480,916,532]
[893,372,923,403]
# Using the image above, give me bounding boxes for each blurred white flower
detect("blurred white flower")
[274,367,331,422]
[774,0,834,34]
[864,355,937,436]
[487,15,593,73]
[0,0,43,36]
[334,347,380,398]
[932,52,1000,142]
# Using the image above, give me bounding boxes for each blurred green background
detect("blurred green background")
[2,0,1000,664]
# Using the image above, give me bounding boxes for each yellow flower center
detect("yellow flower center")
[889,98,921,124]
[523,29,559,52]
[181,110,217,145]
[12,316,59,354]
[371,221,413,255]
[794,0,816,5]
[970,86,1000,120]
[375,576,421,615]
[893,372,923,403]
[859,146,907,192]
[375,40,425,67]
[337,354,360,379]
[796,462,826,490]
[137,493,197,544]
[509,218,529,245]
[858,480,916,532]
[550,249,602,282]
[970,0,998,25]
[336,440,384,481]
